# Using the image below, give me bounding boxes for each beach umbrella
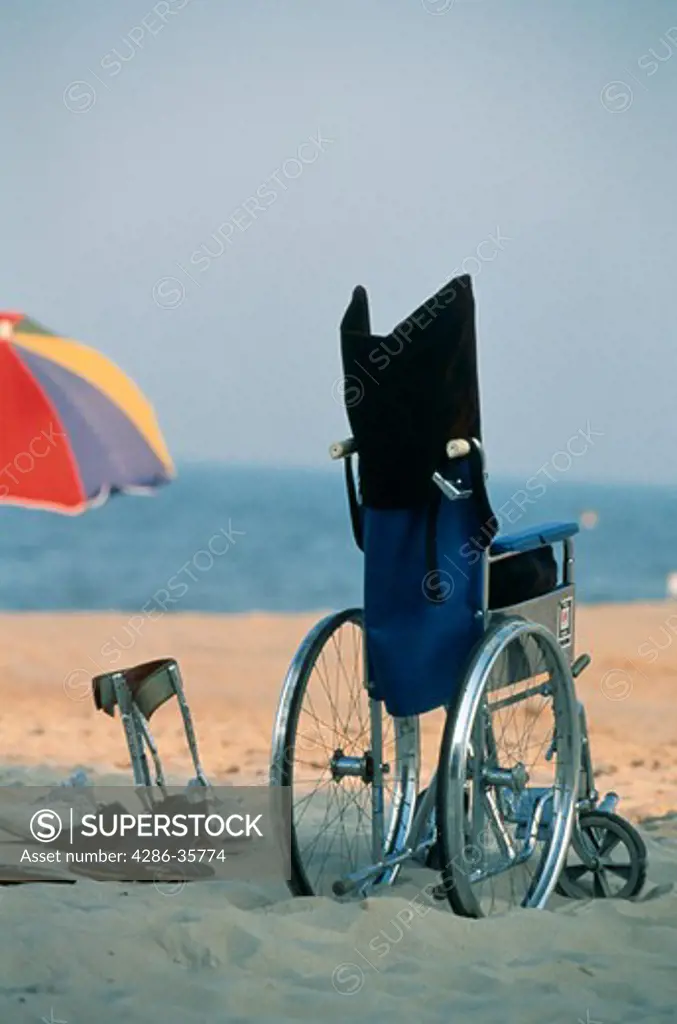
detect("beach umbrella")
[0,311,174,513]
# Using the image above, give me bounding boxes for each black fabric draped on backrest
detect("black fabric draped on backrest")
[340,274,492,525]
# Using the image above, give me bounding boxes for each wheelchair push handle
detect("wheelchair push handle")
[329,436,475,462]
[446,438,472,460]
[329,437,357,460]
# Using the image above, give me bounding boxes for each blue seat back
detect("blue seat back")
[363,468,485,718]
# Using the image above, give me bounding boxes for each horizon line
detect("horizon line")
[166,458,676,490]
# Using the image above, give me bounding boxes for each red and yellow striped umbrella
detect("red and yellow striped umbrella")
[0,311,174,514]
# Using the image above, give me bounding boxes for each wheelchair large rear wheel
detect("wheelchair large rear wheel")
[270,609,419,897]
[436,618,580,917]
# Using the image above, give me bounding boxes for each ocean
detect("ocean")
[1,465,676,612]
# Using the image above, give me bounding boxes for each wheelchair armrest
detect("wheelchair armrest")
[490,521,579,557]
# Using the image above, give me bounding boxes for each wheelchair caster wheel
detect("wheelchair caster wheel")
[556,811,647,900]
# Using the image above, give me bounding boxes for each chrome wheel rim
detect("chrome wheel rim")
[439,619,580,917]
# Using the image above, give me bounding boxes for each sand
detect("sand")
[0,605,675,1022]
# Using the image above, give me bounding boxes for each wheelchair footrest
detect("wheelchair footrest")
[513,787,555,841]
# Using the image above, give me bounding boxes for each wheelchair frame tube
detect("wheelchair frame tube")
[563,538,575,586]
[366,629,385,863]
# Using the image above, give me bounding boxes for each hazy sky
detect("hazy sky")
[2,0,676,483]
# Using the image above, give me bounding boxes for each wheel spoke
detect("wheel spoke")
[586,828,603,854]
[599,830,621,857]
[593,869,612,898]
[565,863,590,882]
[604,862,634,880]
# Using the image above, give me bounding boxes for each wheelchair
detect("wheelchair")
[269,275,646,917]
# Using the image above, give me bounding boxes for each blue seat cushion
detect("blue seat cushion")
[490,521,579,557]
[488,522,578,608]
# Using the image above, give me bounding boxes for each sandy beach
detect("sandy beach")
[0,604,675,1022]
